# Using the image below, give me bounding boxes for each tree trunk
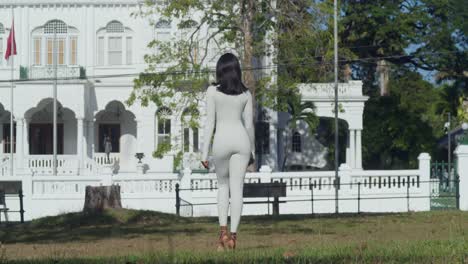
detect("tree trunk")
[377,59,389,96]
[242,0,257,172]
[83,185,122,214]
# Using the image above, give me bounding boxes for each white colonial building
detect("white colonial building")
[1,0,429,222]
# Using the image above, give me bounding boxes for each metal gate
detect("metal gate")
[430,161,459,210]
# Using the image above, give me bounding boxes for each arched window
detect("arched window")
[155,19,171,29]
[31,20,79,66]
[156,107,172,146]
[0,23,4,67]
[96,21,134,66]
[292,131,302,153]
[182,108,199,153]
[179,19,198,29]
[154,19,171,55]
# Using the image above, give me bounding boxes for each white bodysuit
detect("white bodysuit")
[202,85,254,232]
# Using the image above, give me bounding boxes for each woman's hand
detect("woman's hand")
[201,160,209,169]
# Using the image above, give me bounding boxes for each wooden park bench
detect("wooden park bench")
[0,191,9,223]
[243,182,287,216]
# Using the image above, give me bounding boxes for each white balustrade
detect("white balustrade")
[113,174,180,194]
[93,153,120,166]
[27,155,80,176]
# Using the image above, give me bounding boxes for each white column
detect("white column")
[418,153,431,211]
[15,118,24,170]
[349,129,355,168]
[24,118,30,156]
[355,130,362,169]
[135,119,143,153]
[88,120,95,159]
[83,121,88,158]
[269,122,278,170]
[77,118,84,172]
[455,146,468,211]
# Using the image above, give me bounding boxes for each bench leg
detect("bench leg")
[273,196,280,216]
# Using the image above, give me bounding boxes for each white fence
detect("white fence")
[0,153,436,221]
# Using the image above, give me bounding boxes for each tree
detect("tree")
[127,0,337,160]
[280,92,318,171]
[362,70,444,169]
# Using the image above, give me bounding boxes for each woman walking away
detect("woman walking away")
[201,53,255,251]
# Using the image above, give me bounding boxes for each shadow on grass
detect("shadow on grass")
[0,209,464,245]
[0,209,198,244]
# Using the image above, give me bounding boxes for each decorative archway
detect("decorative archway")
[0,103,15,155]
[298,81,368,169]
[94,101,137,169]
[24,98,77,155]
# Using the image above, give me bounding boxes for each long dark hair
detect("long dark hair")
[213,53,248,95]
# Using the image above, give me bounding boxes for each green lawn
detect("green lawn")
[0,210,467,263]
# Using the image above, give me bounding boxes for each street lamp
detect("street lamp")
[444,113,452,190]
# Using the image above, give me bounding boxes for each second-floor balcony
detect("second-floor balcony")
[21,65,85,81]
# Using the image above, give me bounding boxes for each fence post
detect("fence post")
[406,176,410,212]
[175,183,180,216]
[273,196,279,216]
[456,174,460,210]
[19,189,24,223]
[418,153,431,211]
[455,145,468,210]
[357,182,361,214]
[310,184,314,215]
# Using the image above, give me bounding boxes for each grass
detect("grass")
[0,209,467,263]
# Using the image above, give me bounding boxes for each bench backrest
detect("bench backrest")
[243,182,286,198]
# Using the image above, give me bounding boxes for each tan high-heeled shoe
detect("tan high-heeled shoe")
[226,232,237,250]
[217,226,229,252]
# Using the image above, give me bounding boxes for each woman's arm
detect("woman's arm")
[202,86,216,161]
[243,90,255,155]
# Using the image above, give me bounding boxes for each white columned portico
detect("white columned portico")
[15,118,24,171]
[77,117,84,171]
[355,129,362,169]
[349,129,356,168]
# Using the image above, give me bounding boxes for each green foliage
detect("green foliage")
[129,0,339,158]
[173,151,183,172]
[362,70,443,169]
[19,66,28,80]
[152,140,172,159]
[79,66,86,79]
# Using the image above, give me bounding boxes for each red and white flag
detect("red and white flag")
[4,18,17,60]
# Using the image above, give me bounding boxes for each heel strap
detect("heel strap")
[230,232,237,241]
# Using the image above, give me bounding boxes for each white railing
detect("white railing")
[27,155,79,176]
[28,65,80,79]
[113,174,180,194]
[83,158,101,176]
[32,176,102,196]
[94,153,120,166]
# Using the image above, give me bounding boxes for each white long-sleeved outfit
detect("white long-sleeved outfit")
[202,85,254,233]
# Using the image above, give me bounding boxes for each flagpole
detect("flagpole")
[9,7,14,176]
[53,23,57,176]
[333,0,339,214]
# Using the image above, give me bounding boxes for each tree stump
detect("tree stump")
[83,185,122,214]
